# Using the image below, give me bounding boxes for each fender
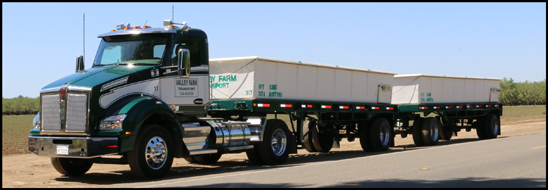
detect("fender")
[114,96,188,156]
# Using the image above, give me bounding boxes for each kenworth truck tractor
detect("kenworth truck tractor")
[28,20,298,179]
[28,19,503,179]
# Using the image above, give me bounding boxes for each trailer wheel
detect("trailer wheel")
[475,117,488,139]
[255,119,290,165]
[478,113,500,139]
[127,124,174,179]
[368,118,392,151]
[358,121,373,152]
[412,117,425,147]
[421,117,440,146]
[303,120,318,152]
[311,123,334,153]
[437,116,453,141]
[51,157,93,176]
[193,153,223,164]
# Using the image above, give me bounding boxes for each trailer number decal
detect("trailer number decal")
[175,78,198,97]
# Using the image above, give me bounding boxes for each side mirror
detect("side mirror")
[178,49,191,77]
[76,55,85,72]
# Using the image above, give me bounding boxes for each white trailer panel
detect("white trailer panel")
[209,56,396,103]
[391,74,501,104]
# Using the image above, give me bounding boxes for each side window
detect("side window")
[153,45,166,59]
[171,40,200,67]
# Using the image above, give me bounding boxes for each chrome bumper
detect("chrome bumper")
[28,136,118,158]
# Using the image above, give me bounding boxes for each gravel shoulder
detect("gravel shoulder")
[2,119,545,188]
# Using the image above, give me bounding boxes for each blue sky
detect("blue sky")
[2,2,546,98]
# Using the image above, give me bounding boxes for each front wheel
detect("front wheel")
[51,157,93,176]
[127,125,174,179]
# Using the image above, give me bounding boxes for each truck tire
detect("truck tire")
[303,120,318,152]
[412,117,425,147]
[475,117,488,139]
[255,119,290,165]
[311,123,334,153]
[51,157,93,176]
[127,124,174,179]
[437,116,452,141]
[245,148,263,165]
[478,113,500,139]
[421,117,440,146]
[193,153,223,164]
[369,118,392,151]
[358,121,374,152]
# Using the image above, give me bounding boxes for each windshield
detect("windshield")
[93,34,170,66]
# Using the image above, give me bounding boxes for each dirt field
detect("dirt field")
[2,116,545,188]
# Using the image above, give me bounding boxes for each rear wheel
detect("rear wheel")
[421,117,440,146]
[368,118,392,151]
[127,125,174,179]
[412,118,425,147]
[437,116,453,141]
[477,113,500,139]
[302,120,318,152]
[311,123,334,153]
[51,157,93,176]
[255,119,291,165]
[358,121,373,152]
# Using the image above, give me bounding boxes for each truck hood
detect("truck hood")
[42,65,155,90]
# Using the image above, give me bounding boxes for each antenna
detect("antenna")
[172,4,174,22]
[83,12,85,65]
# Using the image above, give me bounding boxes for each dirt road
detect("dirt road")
[2,119,545,188]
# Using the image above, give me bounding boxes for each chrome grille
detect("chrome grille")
[42,94,61,131]
[66,93,88,132]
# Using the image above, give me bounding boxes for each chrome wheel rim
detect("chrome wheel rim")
[271,129,287,156]
[380,124,390,146]
[491,117,499,135]
[430,122,439,141]
[145,136,167,170]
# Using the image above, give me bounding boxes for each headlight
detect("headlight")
[32,112,40,130]
[99,114,126,130]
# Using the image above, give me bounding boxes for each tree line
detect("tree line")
[2,78,546,115]
[499,78,546,106]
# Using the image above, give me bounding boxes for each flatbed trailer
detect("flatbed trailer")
[209,98,502,153]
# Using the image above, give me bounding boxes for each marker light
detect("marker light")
[340,106,349,109]
[495,104,499,107]
[356,106,365,110]
[456,106,462,109]
[111,29,116,32]
[386,107,394,110]
[486,105,491,108]
[419,107,428,110]
[169,25,174,28]
[371,107,380,110]
[60,88,66,101]
[133,26,140,29]
[445,106,452,109]
[257,103,270,108]
[433,106,440,109]
[280,104,292,108]
[124,26,130,30]
[321,105,332,109]
[142,25,149,29]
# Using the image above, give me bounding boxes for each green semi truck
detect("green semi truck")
[28,20,502,179]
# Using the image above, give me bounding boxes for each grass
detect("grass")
[2,115,34,155]
[2,106,546,155]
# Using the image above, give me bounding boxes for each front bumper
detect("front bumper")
[28,136,118,158]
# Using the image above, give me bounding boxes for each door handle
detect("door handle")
[194,98,203,104]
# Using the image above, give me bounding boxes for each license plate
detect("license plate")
[56,145,69,155]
